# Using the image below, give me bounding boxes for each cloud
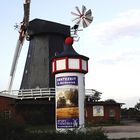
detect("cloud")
[92,9,140,44]
[97,49,140,65]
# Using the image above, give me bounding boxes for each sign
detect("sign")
[56,76,79,128]
[56,76,78,86]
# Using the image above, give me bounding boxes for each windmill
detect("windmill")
[71,5,93,37]
[8,0,31,92]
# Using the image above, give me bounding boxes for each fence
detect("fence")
[0,88,94,100]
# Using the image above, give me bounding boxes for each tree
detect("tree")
[135,100,140,111]
[57,97,66,108]
[69,89,78,106]
[87,90,102,102]
[64,89,78,106]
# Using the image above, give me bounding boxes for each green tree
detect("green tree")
[69,89,78,106]
[87,90,102,102]
[57,97,66,108]
[64,89,78,106]
[135,100,140,111]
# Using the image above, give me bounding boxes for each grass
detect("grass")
[25,124,55,133]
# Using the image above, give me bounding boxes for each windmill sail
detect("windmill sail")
[8,40,24,92]
[8,0,31,92]
[82,5,86,15]
[23,0,31,27]
[71,5,93,29]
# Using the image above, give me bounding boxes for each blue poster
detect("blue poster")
[56,76,78,86]
[57,118,79,128]
[56,75,79,128]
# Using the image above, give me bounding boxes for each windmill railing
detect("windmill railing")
[0,88,94,100]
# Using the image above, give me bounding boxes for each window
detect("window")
[56,59,66,70]
[68,58,80,69]
[4,110,11,120]
[82,60,87,71]
[109,109,115,117]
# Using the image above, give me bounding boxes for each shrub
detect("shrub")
[0,118,25,140]
[24,128,108,140]
[0,118,108,140]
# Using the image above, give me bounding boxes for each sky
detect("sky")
[0,0,140,108]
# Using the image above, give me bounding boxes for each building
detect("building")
[0,89,55,124]
[85,99,124,124]
[0,90,123,124]
[0,19,123,125]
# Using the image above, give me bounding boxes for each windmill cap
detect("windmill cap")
[53,36,89,60]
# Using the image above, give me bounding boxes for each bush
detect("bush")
[0,118,25,140]
[0,118,108,140]
[26,111,46,125]
[25,109,55,125]
[24,128,108,140]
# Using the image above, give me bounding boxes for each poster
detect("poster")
[93,106,104,116]
[56,76,79,128]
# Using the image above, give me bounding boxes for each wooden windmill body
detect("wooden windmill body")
[20,19,70,89]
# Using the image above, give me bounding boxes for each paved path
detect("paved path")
[106,132,140,139]
[103,125,140,139]
[91,123,140,139]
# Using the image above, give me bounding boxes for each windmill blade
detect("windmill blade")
[75,6,82,15]
[82,5,86,15]
[8,23,26,92]
[23,0,31,28]
[9,40,24,77]
[85,16,93,24]
[76,18,81,25]
[82,18,88,28]
[71,11,80,17]
[83,17,93,28]
[8,28,25,92]
[85,9,92,17]
[24,0,31,4]
[72,17,80,22]
[8,0,31,92]
[8,39,24,92]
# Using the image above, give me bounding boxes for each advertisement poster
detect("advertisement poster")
[93,106,104,116]
[56,76,79,128]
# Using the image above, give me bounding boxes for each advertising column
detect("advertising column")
[52,36,89,131]
[55,72,85,130]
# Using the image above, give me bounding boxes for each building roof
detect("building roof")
[86,101,125,106]
[28,18,70,37]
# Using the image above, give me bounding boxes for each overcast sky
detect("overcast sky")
[0,0,140,107]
